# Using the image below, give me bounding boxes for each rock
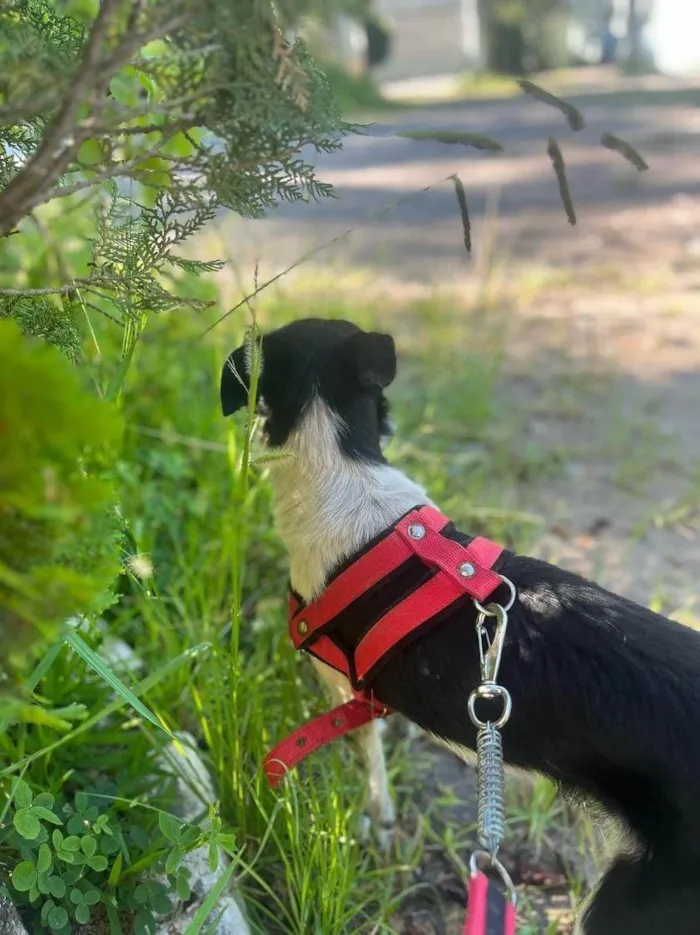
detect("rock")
[179,844,224,900]
[156,733,252,935]
[159,731,216,824]
[100,635,144,674]
[155,894,250,935]
[0,899,29,935]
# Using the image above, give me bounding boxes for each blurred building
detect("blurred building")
[328,0,700,81]
[645,0,700,75]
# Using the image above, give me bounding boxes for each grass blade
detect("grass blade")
[65,630,169,736]
[27,637,66,691]
[183,861,237,935]
[0,643,210,778]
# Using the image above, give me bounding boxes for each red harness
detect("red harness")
[263,505,506,786]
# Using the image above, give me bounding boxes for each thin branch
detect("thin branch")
[0,0,127,237]
[197,170,461,340]
[42,137,320,213]
[87,117,196,139]
[0,276,114,297]
[0,4,191,237]
[43,142,174,204]
[92,13,190,86]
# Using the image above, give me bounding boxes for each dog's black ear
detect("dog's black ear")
[221,346,251,416]
[344,331,396,389]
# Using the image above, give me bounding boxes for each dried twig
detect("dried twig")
[396,129,503,151]
[600,132,649,171]
[451,174,471,253]
[547,138,576,226]
[517,79,585,132]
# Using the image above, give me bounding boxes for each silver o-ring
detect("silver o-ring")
[474,575,516,616]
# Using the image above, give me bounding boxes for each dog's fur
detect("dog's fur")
[222,318,700,934]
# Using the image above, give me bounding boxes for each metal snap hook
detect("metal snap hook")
[476,604,509,686]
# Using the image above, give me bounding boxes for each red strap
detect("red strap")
[394,511,503,603]
[355,571,468,683]
[464,872,489,935]
[353,515,504,684]
[307,635,352,679]
[464,871,516,935]
[288,514,446,648]
[269,507,506,785]
[263,698,391,786]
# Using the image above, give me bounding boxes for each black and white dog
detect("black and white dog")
[221,318,700,935]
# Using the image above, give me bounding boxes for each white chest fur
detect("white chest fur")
[267,398,433,602]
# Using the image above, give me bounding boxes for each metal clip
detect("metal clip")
[476,603,508,687]
[469,850,517,905]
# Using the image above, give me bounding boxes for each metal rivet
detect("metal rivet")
[458,561,476,578]
[297,620,309,635]
[408,523,426,540]
[296,736,307,748]
[332,717,343,728]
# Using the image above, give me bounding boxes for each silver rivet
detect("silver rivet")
[408,524,425,540]
[297,620,309,635]
[458,562,476,578]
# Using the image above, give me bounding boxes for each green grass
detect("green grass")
[3,272,618,932]
[321,62,399,117]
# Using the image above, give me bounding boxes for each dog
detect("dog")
[221,317,700,935]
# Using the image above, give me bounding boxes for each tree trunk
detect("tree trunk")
[626,0,643,71]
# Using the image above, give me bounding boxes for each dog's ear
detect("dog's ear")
[221,346,252,416]
[344,331,396,389]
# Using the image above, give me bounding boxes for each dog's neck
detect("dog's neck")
[267,398,432,602]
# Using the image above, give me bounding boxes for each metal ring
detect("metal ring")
[474,575,516,616]
[469,850,517,905]
[468,684,512,729]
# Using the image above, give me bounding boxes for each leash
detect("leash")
[464,592,518,935]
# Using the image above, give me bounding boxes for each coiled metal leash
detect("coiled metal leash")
[464,579,518,935]
[475,721,506,857]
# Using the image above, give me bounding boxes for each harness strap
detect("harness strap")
[355,513,504,684]
[263,696,392,787]
[268,505,506,784]
[289,511,438,650]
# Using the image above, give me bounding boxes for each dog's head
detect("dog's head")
[221,318,396,460]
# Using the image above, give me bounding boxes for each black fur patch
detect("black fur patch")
[221,319,395,462]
